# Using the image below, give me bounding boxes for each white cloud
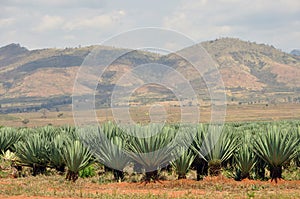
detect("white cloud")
[163,0,300,51]
[1,0,105,9]
[0,0,299,51]
[0,18,15,26]
[64,10,126,31]
[65,15,112,30]
[34,15,65,32]
[63,35,76,41]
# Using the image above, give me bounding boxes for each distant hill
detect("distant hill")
[0,38,300,113]
[291,49,300,56]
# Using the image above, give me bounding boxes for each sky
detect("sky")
[0,0,299,52]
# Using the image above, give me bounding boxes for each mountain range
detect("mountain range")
[0,38,300,113]
[291,49,300,56]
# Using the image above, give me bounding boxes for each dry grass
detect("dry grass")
[0,174,299,198]
[1,103,299,127]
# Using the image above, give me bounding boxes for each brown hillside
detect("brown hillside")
[0,38,299,112]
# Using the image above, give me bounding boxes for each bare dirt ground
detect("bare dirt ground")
[0,175,300,198]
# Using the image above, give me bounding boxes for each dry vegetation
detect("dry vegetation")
[0,175,300,199]
[0,103,299,127]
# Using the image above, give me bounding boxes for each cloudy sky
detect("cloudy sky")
[0,0,299,52]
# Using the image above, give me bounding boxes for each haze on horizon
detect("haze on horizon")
[0,0,299,52]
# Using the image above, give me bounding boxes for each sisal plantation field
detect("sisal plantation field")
[0,119,299,198]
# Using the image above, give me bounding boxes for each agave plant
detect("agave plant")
[60,126,78,140]
[81,125,131,181]
[15,132,49,176]
[170,125,201,180]
[61,139,93,182]
[192,125,240,176]
[234,144,256,180]
[188,124,208,180]
[295,126,300,167]
[252,125,299,182]
[234,131,256,180]
[296,148,300,167]
[47,134,68,173]
[37,126,59,138]
[125,124,177,183]
[0,127,22,154]
[171,147,195,179]
[101,121,122,139]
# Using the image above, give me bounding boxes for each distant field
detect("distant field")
[0,103,299,127]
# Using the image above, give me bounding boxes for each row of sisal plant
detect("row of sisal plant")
[0,121,299,183]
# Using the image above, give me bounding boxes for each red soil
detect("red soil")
[1,176,300,199]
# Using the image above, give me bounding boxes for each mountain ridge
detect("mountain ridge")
[291,49,300,56]
[0,38,299,113]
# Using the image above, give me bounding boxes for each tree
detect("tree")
[22,119,30,125]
